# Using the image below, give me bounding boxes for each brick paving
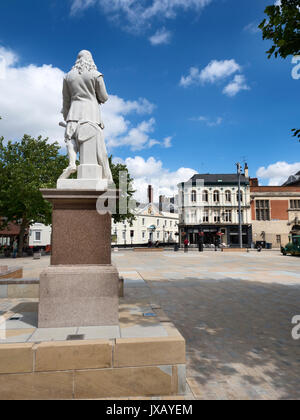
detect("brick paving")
[1,250,300,399]
[113,250,300,400]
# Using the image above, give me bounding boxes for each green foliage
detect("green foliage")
[109,156,136,226]
[0,135,68,254]
[259,1,300,142]
[259,0,300,59]
[292,128,300,139]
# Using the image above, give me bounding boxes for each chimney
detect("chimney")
[244,163,249,178]
[148,185,153,204]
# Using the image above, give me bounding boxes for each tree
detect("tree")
[259,1,300,140]
[259,0,300,59]
[0,135,68,256]
[0,134,136,256]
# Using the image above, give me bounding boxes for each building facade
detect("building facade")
[178,170,252,247]
[112,202,179,247]
[250,184,300,248]
[28,223,52,248]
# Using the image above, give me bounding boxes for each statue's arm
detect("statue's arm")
[62,78,71,121]
[95,74,109,105]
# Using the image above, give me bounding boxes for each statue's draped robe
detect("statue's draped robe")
[62,69,112,181]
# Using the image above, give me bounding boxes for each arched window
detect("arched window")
[213,190,220,203]
[236,191,243,203]
[225,190,231,202]
[191,190,197,203]
[202,190,209,202]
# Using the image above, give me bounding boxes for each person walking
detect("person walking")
[12,239,18,259]
[184,238,189,253]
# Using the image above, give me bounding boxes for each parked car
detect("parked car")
[281,235,300,256]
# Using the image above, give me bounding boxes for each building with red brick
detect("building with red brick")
[250,180,300,248]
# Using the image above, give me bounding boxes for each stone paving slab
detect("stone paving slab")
[28,327,77,342]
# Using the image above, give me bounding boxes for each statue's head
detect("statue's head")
[72,50,98,74]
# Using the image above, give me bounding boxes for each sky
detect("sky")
[0,0,299,202]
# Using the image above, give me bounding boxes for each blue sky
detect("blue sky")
[0,0,299,201]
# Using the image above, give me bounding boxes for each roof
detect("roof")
[184,173,249,186]
[282,171,300,186]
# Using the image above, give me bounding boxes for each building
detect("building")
[250,181,300,248]
[28,223,52,249]
[112,186,179,247]
[0,220,21,246]
[178,167,252,247]
[282,170,300,187]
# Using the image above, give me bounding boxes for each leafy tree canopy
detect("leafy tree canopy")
[259,0,300,59]
[0,134,136,255]
[0,135,68,254]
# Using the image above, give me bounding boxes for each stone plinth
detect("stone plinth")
[38,265,119,328]
[38,189,119,328]
[41,189,113,266]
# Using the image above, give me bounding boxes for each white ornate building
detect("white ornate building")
[112,202,179,247]
[178,168,252,247]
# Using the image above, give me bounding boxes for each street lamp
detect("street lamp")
[124,224,127,248]
[236,163,243,249]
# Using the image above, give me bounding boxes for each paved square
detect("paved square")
[1,250,300,399]
[114,250,300,400]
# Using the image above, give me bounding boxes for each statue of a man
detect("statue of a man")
[59,50,113,183]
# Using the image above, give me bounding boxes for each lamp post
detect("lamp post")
[236,163,243,249]
[124,225,127,248]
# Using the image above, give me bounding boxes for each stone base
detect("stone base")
[57,178,108,191]
[0,335,186,400]
[38,265,119,328]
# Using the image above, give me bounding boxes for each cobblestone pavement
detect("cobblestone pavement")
[1,250,300,399]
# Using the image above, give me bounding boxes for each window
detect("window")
[224,210,232,222]
[237,210,244,223]
[122,231,126,239]
[290,200,300,209]
[170,221,172,227]
[213,191,220,203]
[276,235,281,244]
[203,210,209,223]
[225,190,231,202]
[236,191,243,203]
[256,200,270,221]
[142,231,146,239]
[214,212,220,223]
[34,231,41,241]
[191,190,197,202]
[157,219,160,226]
[142,218,145,226]
[157,232,160,239]
[202,190,209,202]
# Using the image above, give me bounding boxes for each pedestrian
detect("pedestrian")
[12,239,18,259]
[184,238,189,253]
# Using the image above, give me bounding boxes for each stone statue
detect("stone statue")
[58,50,113,190]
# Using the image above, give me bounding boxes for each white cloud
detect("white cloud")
[0,46,170,151]
[223,74,250,97]
[0,47,65,144]
[71,0,212,31]
[180,59,241,87]
[256,161,300,186]
[244,22,260,34]
[191,115,223,127]
[114,156,197,202]
[149,28,172,45]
